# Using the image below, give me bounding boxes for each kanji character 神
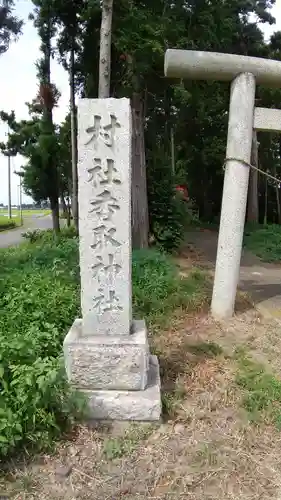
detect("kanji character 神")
[92,254,122,279]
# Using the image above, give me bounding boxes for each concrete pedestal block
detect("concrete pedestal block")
[84,355,161,421]
[64,319,149,391]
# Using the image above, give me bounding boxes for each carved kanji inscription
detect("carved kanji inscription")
[87,158,121,187]
[78,98,131,335]
[85,114,121,148]
[89,189,120,220]
[92,288,123,313]
[92,254,122,280]
[91,225,121,250]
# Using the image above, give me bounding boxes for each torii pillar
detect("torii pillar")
[164,50,281,318]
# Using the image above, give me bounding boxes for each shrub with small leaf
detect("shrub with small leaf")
[0,232,83,457]
[147,149,189,252]
[22,226,77,243]
[0,229,208,458]
[132,248,208,326]
[0,219,16,231]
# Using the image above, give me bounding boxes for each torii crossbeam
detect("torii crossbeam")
[164,50,281,319]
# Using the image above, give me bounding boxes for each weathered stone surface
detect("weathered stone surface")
[78,98,132,336]
[164,49,281,87]
[83,355,162,421]
[254,107,281,133]
[64,319,149,390]
[211,72,256,318]
[63,97,161,422]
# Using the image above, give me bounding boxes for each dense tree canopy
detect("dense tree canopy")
[0,0,22,54]
[1,0,281,245]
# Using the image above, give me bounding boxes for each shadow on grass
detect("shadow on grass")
[156,338,223,419]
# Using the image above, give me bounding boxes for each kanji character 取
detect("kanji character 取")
[91,225,121,250]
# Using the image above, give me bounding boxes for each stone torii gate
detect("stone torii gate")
[164,50,281,319]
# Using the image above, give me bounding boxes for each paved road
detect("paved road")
[185,229,281,322]
[0,214,53,248]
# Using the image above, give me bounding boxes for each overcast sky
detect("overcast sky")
[0,0,281,205]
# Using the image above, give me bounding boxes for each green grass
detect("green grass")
[0,209,50,220]
[0,232,208,458]
[0,209,50,232]
[0,215,21,231]
[102,423,156,460]
[186,341,223,357]
[186,220,281,263]
[243,223,281,262]
[20,209,51,217]
[132,249,209,327]
[236,353,281,427]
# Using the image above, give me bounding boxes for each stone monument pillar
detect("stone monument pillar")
[63,98,161,420]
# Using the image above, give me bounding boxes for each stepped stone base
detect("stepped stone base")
[84,355,161,420]
[63,319,162,421]
[64,319,149,390]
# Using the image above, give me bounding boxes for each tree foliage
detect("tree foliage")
[0,106,71,204]
[0,0,22,55]
[2,0,281,241]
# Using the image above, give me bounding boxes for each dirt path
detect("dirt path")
[3,235,281,499]
[3,310,281,499]
[184,229,281,321]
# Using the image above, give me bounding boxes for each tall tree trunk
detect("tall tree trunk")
[171,127,175,175]
[264,176,268,225]
[277,139,281,225]
[274,163,281,224]
[41,18,60,234]
[131,92,149,249]
[61,195,71,227]
[67,195,71,220]
[126,52,149,249]
[50,196,60,234]
[247,130,259,223]
[70,42,78,232]
[99,0,113,98]
[275,183,281,224]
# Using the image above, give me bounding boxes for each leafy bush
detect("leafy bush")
[22,226,77,243]
[0,232,83,457]
[60,212,73,220]
[147,150,189,252]
[0,230,208,457]
[151,195,188,252]
[0,222,16,231]
[21,229,48,242]
[244,223,281,262]
[0,219,16,231]
[132,248,208,325]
